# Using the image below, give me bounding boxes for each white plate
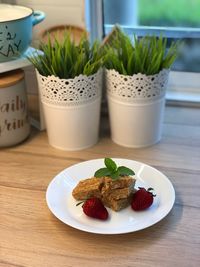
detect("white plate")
[46,158,175,234]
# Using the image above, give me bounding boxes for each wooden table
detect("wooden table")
[1,106,200,267]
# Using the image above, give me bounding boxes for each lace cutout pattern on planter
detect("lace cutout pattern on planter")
[37,69,102,106]
[106,69,170,102]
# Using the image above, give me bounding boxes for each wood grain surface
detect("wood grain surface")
[1,106,200,267]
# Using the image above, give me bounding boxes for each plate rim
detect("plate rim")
[46,158,175,234]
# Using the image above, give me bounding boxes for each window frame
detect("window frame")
[85,0,200,107]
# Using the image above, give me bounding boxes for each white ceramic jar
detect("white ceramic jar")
[0,69,30,147]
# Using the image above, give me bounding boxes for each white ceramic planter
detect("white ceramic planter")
[42,98,101,150]
[106,69,169,148]
[37,70,102,151]
[107,96,165,148]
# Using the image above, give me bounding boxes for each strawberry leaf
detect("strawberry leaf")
[94,168,111,178]
[118,166,135,176]
[104,158,117,172]
[76,201,84,206]
[148,187,154,191]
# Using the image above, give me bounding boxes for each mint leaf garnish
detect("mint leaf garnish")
[118,166,135,176]
[104,158,117,171]
[94,168,111,177]
[94,158,135,180]
[110,169,120,179]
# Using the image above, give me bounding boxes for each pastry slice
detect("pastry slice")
[102,187,132,200]
[102,186,136,211]
[103,194,134,212]
[72,177,104,200]
[103,176,136,190]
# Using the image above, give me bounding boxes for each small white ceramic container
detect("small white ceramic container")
[0,69,30,147]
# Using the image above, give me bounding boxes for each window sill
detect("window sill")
[166,91,200,107]
[167,71,200,107]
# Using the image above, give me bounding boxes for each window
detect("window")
[86,0,200,105]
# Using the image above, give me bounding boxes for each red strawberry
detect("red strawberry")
[131,187,156,211]
[80,197,108,220]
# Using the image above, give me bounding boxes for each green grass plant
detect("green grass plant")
[104,28,180,75]
[28,33,104,79]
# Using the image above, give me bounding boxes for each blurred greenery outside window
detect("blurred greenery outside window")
[86,0,200,105]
